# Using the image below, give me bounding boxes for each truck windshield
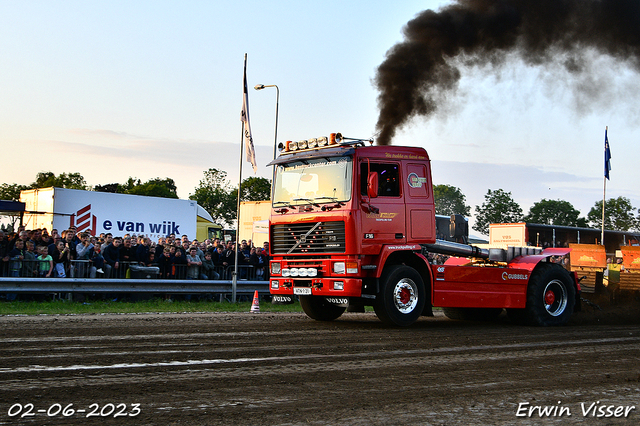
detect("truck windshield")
[273,156,352,206]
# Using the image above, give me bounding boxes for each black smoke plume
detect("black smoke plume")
[374,0,640,145]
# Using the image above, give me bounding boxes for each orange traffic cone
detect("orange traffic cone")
[250,290,260,313]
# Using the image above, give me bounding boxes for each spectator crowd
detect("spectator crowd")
[0,226,270,281]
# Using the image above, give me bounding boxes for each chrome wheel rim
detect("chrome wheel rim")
[393,279,419,314]
[543,279,568,317]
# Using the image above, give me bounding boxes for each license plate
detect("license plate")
[293,287,312,295]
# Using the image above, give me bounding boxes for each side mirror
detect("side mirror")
[367,172,378,198]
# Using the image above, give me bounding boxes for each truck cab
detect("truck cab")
[269,133,579,327]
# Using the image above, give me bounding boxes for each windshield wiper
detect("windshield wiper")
[314,196,344,203]
[273,201,295,208]
[314,196,345,208]
[292,198,320,207]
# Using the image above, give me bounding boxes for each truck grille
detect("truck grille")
[271,221,346,254]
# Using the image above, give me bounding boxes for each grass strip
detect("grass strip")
[0,298,304,315]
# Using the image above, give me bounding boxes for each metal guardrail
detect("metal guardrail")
[0,277,269,295]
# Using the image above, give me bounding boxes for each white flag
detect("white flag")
[241,55,257,173]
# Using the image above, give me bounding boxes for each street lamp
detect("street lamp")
[254,84,279,161]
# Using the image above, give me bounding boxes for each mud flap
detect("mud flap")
[421,303,434,317]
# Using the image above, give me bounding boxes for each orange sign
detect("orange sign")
[569,244,606,268]
[620,246,640,271]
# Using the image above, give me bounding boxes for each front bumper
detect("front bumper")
[269,277,363,297]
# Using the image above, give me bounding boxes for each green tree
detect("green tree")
[238,176,271,201]
[433,184,471,216]
[94,178,178,198]
[0,183,29,201]
[93,183,122,193]
[127,177,178,198]
[189,168,236,226]
[587,196,638,231]
[524,199,582,226]
[473,189,524,235]
[32,172,87,190]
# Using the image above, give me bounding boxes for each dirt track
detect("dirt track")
[1,301,639,426]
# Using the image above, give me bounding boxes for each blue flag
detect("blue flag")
[604,128,612,180]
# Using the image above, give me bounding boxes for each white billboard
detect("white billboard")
[22,188,198,240]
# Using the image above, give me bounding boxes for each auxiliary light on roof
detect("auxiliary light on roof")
[278,133,342,153]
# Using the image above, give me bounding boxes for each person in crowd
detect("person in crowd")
[0,231,9,277]
[186,247,205,280]
[158,246,173,278]
[30,229,42,247]
[52,239,71,278]
[23,241,38,277]
[146,252,158,267]
[250,246,269,280]
[191,242,205,260]
[201,252,220,280]
[102,236,122,278]
[91,241,105,274]
[119,237,136,265]
[155,237,165,261]
[9,230,30,252]
[66,226,80,246]
[75,232,97,278]
[63,230,77,259]
[8,239,25,277]
[40,231,52,249]
[239,241,251,263]
[36,245,53,278]
[179,240,190,257]
[136,237,151,263]
[170,248,187,279]
[212,245,226,268]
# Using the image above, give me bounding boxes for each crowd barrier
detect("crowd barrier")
[0,260,270,300]
[0,259,268,281]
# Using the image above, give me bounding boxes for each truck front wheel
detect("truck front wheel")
[374,265,426,327]
[523,263,575,326]
[299,296,346,321]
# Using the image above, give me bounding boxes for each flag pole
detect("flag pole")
[601,169,606,245]
[233,54,249,303]
[601,126,609,246]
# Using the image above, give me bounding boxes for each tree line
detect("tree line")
[2,171,638,235]
[434,184,640,235]
[0,169,271,229]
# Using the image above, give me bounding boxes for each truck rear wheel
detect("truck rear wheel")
[374,265,426,327]
[299,296,346,322]
[523,263,575,326]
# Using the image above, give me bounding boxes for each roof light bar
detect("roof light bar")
[277,132,372,154]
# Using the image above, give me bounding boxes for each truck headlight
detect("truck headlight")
[334,262,357,274]
[271,262,281,275]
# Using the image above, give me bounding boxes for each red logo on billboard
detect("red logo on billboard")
[70,204,97,235]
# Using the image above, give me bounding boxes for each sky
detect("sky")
[1,0,638,234]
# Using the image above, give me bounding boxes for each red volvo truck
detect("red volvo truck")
[268,133,580,326]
